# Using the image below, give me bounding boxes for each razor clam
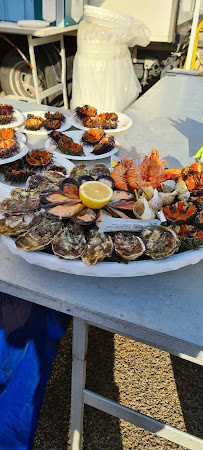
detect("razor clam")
[26,174,59,192]
[15,217,63,251]
[70,164,88,181]
[42,201,84,220]
[82,230,113,266]
[43,170,67,185]
[0,214,35,236]
[140,225,179,259]
[89,163,110,178]
[10,188,39,201]
[52,223,86,259]
[0,198,40,216]
[114,232,145,261]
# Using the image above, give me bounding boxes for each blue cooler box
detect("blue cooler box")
[0,0,45,21]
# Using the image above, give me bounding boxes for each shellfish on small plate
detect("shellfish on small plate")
[70,110,133,134]
[19,110,72,135]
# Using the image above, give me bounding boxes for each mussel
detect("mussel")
[60,178,79,197]
[77,175,95,186]
[97,175,115,189]
[71,207,97,225]
[42,201,84,220]
[40,190,80,205]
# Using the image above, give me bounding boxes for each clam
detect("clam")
[52,223,86,259]
[71,207,97,225]
[70,164,88,181]
[43,170,67,185]
[133,197,156,220]
[0,198,40,216]
[140,225,179,259]
[175,178,190,202]
[0,214,35,236]
[158,190,177,205]
[42,201,84,220]
[161,180,176,193]
[15,217,63,251]
[82,230,113,265]
[89,163,110,178]
[148,188,163,213]
[114,232,145,261]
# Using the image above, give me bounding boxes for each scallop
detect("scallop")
[15,217,63,251]
[52,223,86,259]
[140,225,179,259]
[114,232,145,261]
[82,230,113,265]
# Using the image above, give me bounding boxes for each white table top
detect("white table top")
[0,74,203,364]
[0,21,78,37]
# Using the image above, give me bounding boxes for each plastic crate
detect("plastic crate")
[56,0,88,27]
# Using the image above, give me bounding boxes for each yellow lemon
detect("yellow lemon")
[79,181,113,209]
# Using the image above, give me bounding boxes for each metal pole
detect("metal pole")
[185,0,201,70]
[27,35,40,104]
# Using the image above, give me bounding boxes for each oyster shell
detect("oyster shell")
[52,223,86,259]
[133,197,156,220]
[71,207,97,225]
[26,174,59,193]
[114,232,145,261]
[70,164,88,181]
[15,217,62,251]
[140,225,179,259]
[43,170,67,185]
[78,175,95,186]
[42,201,84,220]
[0,214,35,236]
[10,188,39,201]
[82,230,113,265]
[89,163,110,178]
[0,198,40,216]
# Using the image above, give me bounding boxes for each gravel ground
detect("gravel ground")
[33,320,203,450]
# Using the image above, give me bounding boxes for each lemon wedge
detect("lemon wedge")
[79,181,113,209]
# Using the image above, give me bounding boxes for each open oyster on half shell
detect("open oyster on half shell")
[140,225,179,259]
[114,232,145,261]
[0,214,35,237]
[82,229,113,265]
[52,223,86,259]
[0,198,40,216]
[15,217,63,251]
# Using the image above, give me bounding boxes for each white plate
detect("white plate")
[45,130,119,160]
[0,109,25,129]
[2,234,203,278]
[19,111,72,136]
[18,20,50,28]
[70,110,133,133]
[15,130,26,144]
[0,142,28,166]
[0,153,75,187]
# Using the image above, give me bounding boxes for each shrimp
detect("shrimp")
[127,150,168,191]
[111,158,132,191]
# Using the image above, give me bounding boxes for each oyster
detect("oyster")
[26,174,59,193]
[10,188,39,201]
[82,230,113,265]
[43,170,67,185]
[0,214,35,236]
[71,207,97,225]
[70,164,88,181]
[140,225,179,259]
[15,217,62,251]
[52,223,86,259]
[114,232,145,261]
[89,163,110,178]
[42,201,84,220]
[0,198,40,216]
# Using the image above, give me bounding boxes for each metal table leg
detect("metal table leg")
[70,317,88,450]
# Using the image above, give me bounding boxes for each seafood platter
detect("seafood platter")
[70,105,133,133]
[1,148,203,277]
[19,110,72,135]
[45,129,120,160]
[0,127,28,165]
[0,104,25,129]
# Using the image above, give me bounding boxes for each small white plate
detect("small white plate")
[45,130,119,161]
[18,20,50,28]
[0,142,28,166]
[0,109,25,129]
[19,111,72,136]
[70,109,133,133]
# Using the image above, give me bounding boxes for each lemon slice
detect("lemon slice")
[79,181,113,209]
